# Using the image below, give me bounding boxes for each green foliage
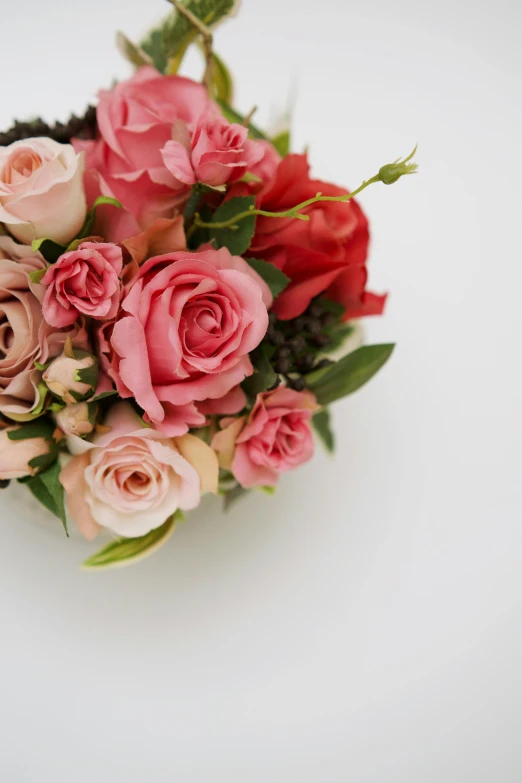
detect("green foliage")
[140,19,170,73]
[82,514,180,570]
[25,461,67,536]
[164,0,240,61]
[209,195,256,255]
[312,409,335,453]
[29,268,47,285]
[116,31,153,68]
[306,344,395,406]
[75,196,122,243]
[216,100,268,140]
[31,238,66,264]
[327,324,356,355]
[75,361,99,390]
[7,419,54,441]
[246,258,290,300]
[241,345,277,400]
[272,129,290,157]
[210,50,234,104]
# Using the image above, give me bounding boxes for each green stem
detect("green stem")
[190,174,381,235]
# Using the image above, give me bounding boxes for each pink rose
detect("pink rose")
[0,426,51,480]
[41,242,123,328]
[107,247,272,432]
[161,108,264,188]
[77,67,211,231]
[0,236,89,420]
[212,387,318,487]
[60,403,218,540]
[0,138,86,245]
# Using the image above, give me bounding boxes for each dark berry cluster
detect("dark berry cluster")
[0,106,97,147]
[265,300,337,390]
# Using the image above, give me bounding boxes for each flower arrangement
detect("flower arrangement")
[0,0,417,569]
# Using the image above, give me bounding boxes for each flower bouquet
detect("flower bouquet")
[0,0,417,569]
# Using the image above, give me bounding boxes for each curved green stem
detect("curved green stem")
[190,174,381,234]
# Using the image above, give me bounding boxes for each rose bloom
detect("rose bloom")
[0,138,86,245]
[161,108,264,188]
[106,247,271,434]
[60,403,218,540]
[42,241,123,328]
[0,426,51,480]
[0,236,88,419]
[212,387,318,488]
[244,154,385,321]
[76,67,211,232]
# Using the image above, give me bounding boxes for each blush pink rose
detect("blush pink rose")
[161,108,264,188]
[0,236,89,420]
[41,241,123,328]
[0,138,86,245]
[76,67,211,231]
[212,387,318,487]
[60,403,218,540]
[107,247,272,432]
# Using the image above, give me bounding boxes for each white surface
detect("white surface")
[1,0,522,780]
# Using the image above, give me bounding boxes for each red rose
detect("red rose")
[247,154,386,320]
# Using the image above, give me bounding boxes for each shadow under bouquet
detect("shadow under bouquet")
[0,0,417,568]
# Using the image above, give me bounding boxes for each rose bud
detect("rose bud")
[0,138,86,245]
[0,427,51,480]
[54,402,96,437]
[43,352,99,404]
[378,145,418,185]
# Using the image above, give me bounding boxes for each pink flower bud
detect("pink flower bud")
[55,402,95,437]
[43,352,98,404]
[0,427,51,480]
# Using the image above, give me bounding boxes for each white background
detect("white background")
[1,0,521,780]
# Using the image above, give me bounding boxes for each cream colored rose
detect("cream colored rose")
[60,403,218,540]
[0,138,86,245]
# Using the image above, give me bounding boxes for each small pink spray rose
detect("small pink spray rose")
[161,108,264,188]
[212,387,319,488]
[41,241,123,328]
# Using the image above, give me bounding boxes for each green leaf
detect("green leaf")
[7,419,54,441]
[82,515,178,570]
[140,18,170,73]
[306,344,395,406]
[26,461,68,536]
[209,196,256,256]
[210,50,234,103]
[317,296,346,319]
[164,0,240,61]
[91,390,118,403]
[216,99,267,140]
[75,362,99,390]
[75,196,122,242]
[116,31,153,68]
[272,129,290,157]
[326,324,356,354]
[32,238,66,264]
[28,449,58,474]
[241,345,277,399]
[246,258,290,299]
[29,268,47,285]
[312,409,335,453]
